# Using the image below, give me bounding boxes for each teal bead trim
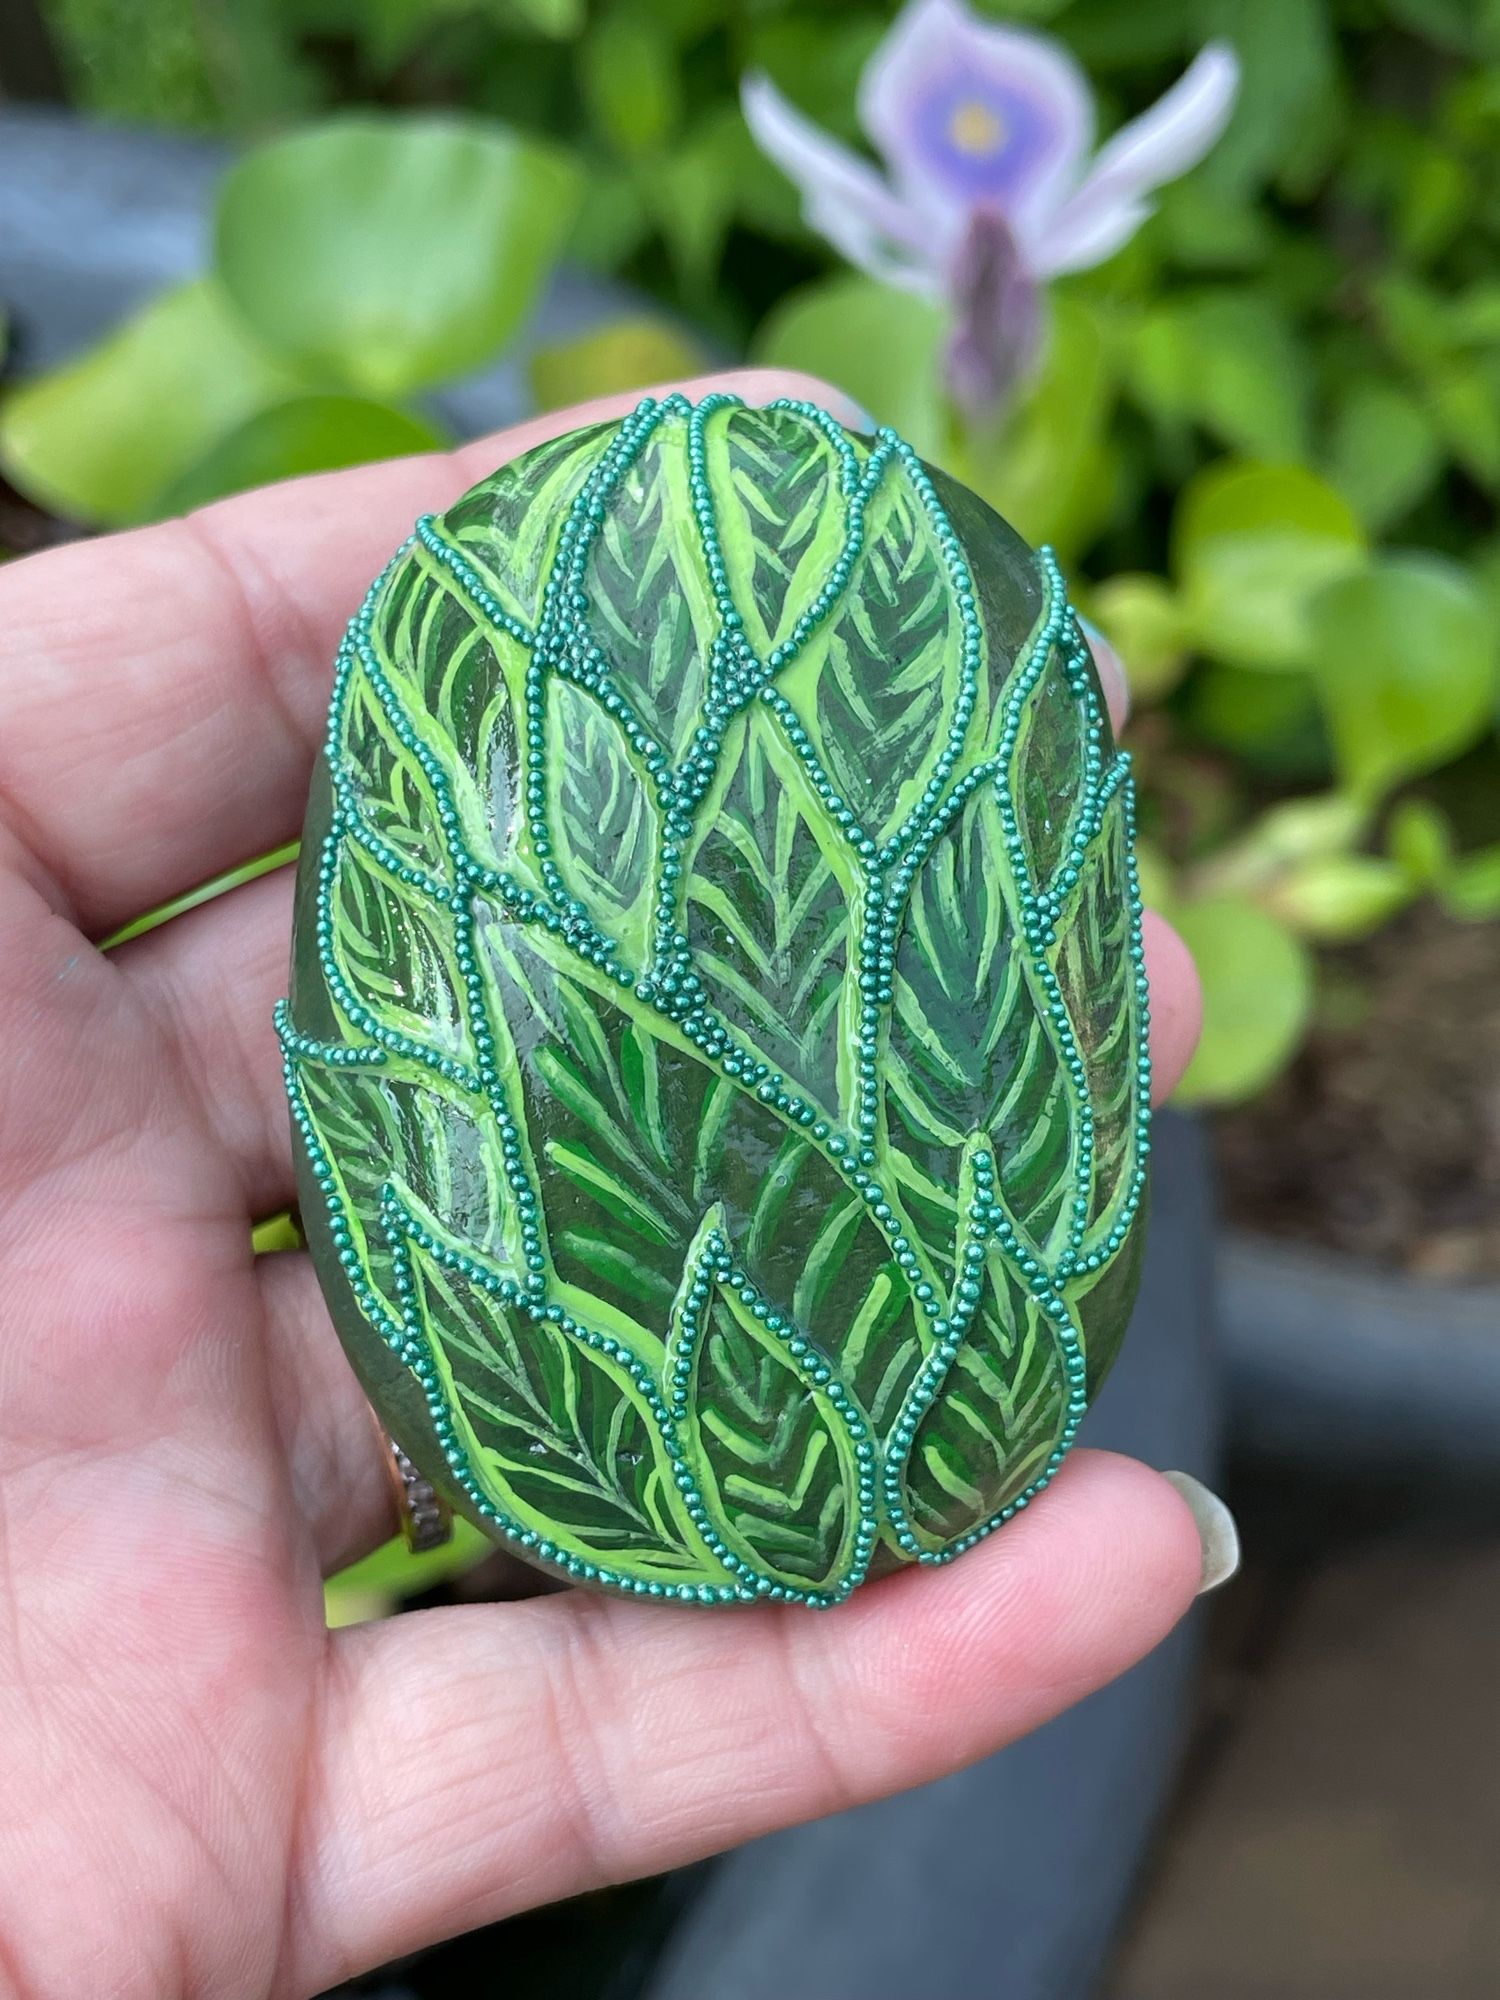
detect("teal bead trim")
[281,394,1152,1602]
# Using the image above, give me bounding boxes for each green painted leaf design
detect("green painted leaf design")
[885,782,1073,1275]
[283,393,1151,1603]
[706,403,850,659]
[580,419,716,763]
[392,1205,721,1586]
[685,708,858,1125]
[667,1211,867,1595]
[901,1251,1074,1546]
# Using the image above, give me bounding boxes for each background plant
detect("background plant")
[4,0,1499,1121]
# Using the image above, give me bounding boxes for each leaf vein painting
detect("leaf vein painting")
[281,394,1151,1606]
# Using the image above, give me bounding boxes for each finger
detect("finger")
[259,1249,395,1576]
[0,369,865,937]
[1081,620,1128,737]
[120,863,296,1216]
[120,863,1203,1218]
[278,1449,1201,1991]
[1143,907,1202,1091]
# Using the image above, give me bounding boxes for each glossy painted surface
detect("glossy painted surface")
[282,395,1150,1603]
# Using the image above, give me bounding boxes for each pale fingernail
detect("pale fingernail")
[1077,615,1130,725]
[1079,614,1110,652]
[843,399,879,434]
[1162,1471,1241,1595]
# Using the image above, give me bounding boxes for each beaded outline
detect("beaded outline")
[280,393,1152,1604]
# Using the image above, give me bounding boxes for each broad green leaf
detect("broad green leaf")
[0,279,307,526]
[284,395,1150,1596]
[1202,793,1367,898]
[578,3,681,158]
[1267,855,1415,939]
[1127,291,1310,461]
[1307,553,1498,802]
[1442,845,1500,921]
[1174,459,1367,670]
[1430,357,1500,490]
[159,395,447,513]
[1085,574,1190,703]
[508,0,586,35]
[1196,0,1337,196]
[215,115,584,398]
[1326,378,1442,533]
[530,319,709,412]
[1184,661,1332,783]
[754,274,947,458]
[640,103,762,295]
[1173,895,1314,1104]
[1387,799,1453,888]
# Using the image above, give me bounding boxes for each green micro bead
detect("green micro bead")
[282,397,1149,1605]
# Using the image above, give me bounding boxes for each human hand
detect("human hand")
[0,370,1208,1997]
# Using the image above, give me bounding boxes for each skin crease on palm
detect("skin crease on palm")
[0,368,1205,2000]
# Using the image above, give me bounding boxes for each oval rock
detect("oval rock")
[281,393,1152,1606]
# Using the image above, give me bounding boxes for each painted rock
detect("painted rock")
[281,394,1151,1606]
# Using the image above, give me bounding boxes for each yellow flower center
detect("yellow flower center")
[948,99,1006,158]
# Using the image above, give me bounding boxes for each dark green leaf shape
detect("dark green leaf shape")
[283,394,1151,1604]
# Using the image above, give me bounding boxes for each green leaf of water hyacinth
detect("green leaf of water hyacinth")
[0,279,308,526]
[215,116,584,398]
[281,395,1151,1603]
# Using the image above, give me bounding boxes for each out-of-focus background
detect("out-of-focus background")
[1,2,1497,1996]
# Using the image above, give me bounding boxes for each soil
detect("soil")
[1216,904,1500,1279]
[0,473,70,558]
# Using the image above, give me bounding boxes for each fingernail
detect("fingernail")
[844,400,879,434]
[1077,614,1130,726]
[1078,614,1110,653]
[1162,1471,1240,1595]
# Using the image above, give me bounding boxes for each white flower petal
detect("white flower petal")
[1038,42,1240,275]
[858,0,1093,243]
[1037,198,1152,277]
[741,72,943,294]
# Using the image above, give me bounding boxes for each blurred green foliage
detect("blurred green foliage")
[6,0,1500,1109]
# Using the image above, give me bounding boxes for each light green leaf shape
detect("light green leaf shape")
[394,1209,722,1587]
[215,115,584,398]
[1326,379,1442,533]
[530,318,709,413]
[1085,573,1190,704]
[666,1210,867,1596]
[686,708,857,1125]
[1268,854,1415,940]
[1175,460,1367,671]
[1173,895,1314,1105]
[1442,846,1500,922]
[1306,552,1498,803]
[284,395,1150,1600]
[159,394,447,513]
[0,279,307,526]
[754,273,947,458]
[902,1250,1073,1544]
[1128,291,1311,462]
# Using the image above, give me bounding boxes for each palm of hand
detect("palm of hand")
[0,372,1203,1999]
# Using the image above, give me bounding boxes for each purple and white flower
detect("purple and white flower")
[743,0,1239,414]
